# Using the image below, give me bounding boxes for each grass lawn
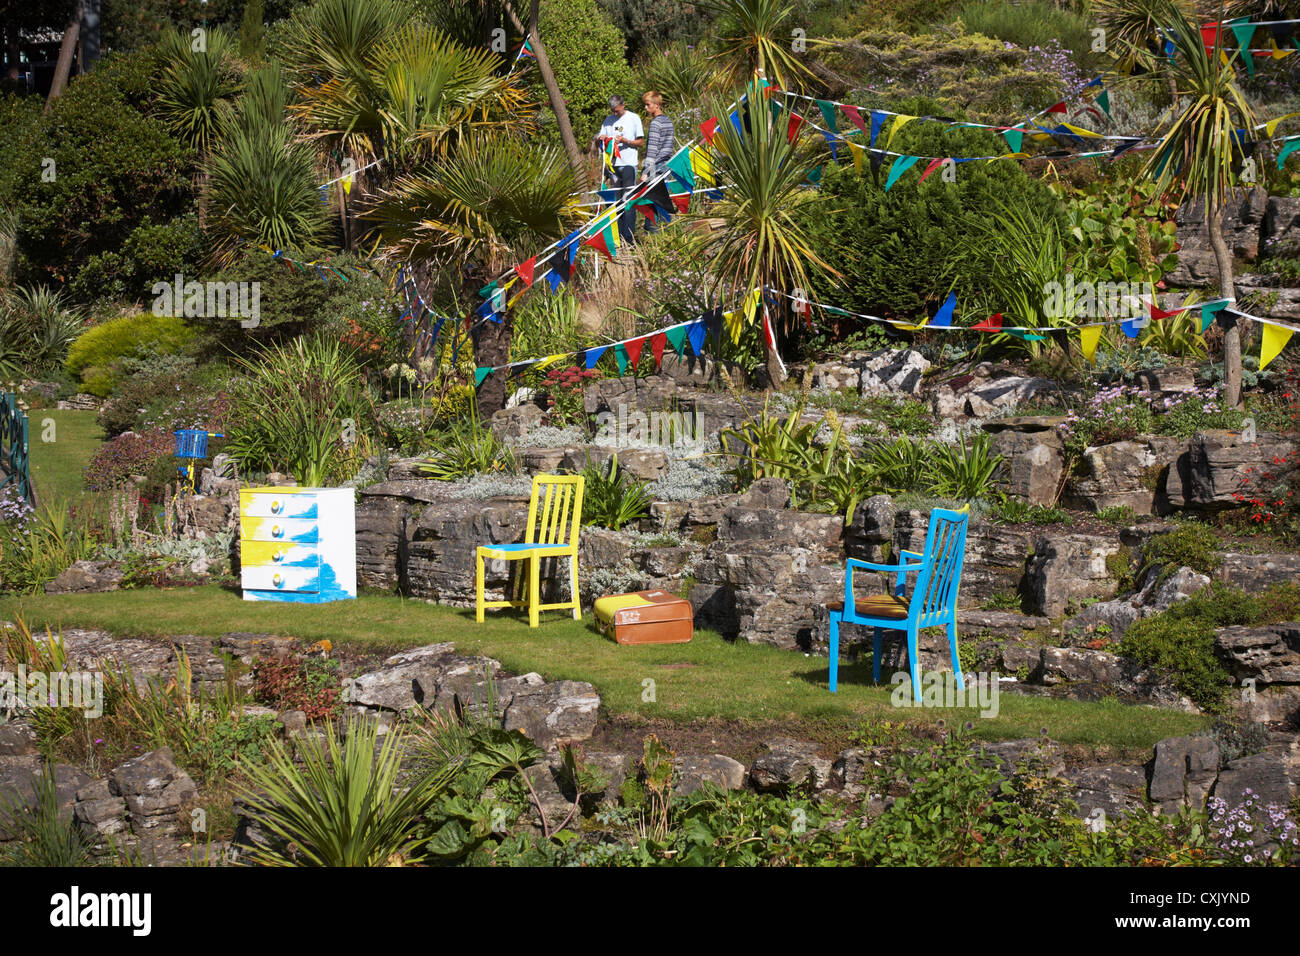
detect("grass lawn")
[3,585,1209,750]
[27,409,103,507]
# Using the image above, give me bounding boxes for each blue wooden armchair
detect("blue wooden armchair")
[828,508,969,701]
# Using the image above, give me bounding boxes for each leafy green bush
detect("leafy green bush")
[1138,522,1222,579]
[65,312,196,397]
[68,216,203,306]
[581,453,653,530]
[793,124,1062,328]
[534,0,638,145]
[96,354,198,437]
[1119,582,1254,712]
[226,336,375,486]
[5,50,194,298]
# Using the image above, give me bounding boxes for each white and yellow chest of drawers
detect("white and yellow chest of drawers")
[239,487,356,603]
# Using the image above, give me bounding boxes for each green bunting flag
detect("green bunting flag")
[1279,138,1300,169]
[1003,128,1024,153]
[666,150,695,190]
[1232,22,1257,76]
[614,344,629,375]
[1201,298,1232,333]
[884,155,920,191]
[474,367,490,387]
[1095,90,1110,117]
[816,99,839,134]
[665,325,688,355]
[582,218,619,262]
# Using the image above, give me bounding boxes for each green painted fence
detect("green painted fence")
[0,391,32,504]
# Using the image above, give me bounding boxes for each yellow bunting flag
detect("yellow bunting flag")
[1080,326,1103,364]
[1266,112,1300,136]
[535,354,566,370]
[723,309,741,344]
[1260,322,1295,370]
[343,174,353,196]
[689,145,714,186]
[848,141,864,173]
[742,287,762,326]
[1062,123,1103,138]
[885,115,915,150]
[1270,39,1295,60]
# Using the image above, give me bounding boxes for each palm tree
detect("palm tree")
[1138,0,1257,407]
[1093,0,1195,99]
[699,0,820,93]
[694,87,836,386]
[282,0,529,248]
[155,27,243,229]
[366,133,583,416]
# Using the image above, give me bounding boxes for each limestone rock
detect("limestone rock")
[43,560,124,594]
[749,738,833,793]
[673,754,747,796]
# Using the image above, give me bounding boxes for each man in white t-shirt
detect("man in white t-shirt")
[594,95,644,246]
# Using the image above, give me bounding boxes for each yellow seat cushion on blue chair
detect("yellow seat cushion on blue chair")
[826,594,909,619]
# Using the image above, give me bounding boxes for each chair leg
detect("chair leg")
[872,627,883,685]
[828,614,840,693]
[907,624,921,703]
[528,554,540,628]
[947,620,965,692]
[569,552,580,620]
[475,552,485,624]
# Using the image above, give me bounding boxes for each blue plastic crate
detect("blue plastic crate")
[174,429,211,460]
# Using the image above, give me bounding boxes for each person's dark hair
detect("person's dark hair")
[608,94,624,109]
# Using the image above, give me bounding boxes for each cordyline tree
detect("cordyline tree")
[693,84,836,386]
[1137,0,1257,407]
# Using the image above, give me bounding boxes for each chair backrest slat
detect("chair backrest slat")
[527,474,584,549]
[910,508,968,622]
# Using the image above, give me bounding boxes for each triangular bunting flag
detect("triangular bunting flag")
[970,313,1003,333]
[700,117,719,145]
[666,149,695,189]
[933,291,956,327]
[665,325,688,356]
[1096,91,1111,118]
[848,141,864,173]
[687,319,707,356]
[1150,301,1187,321]
[690,146,714,185]
[1003,128,1024,153]
[624,336,645,369]
[582,217,619,261]
[817,99,839,134]
[1080,326,1102,364]
[1201,298,1231,332]
[614,345,629,375]
[1044,101,1067,115]
[885,115,915,150]
[650,333,667,370]
[1279,138,1300,170]
[515,256,536,286]
[917,158,946,184]
[869,111,886,147]
[787,112,804,143]
[474,367,491,387]
[884,155,920,191]
[841,104,868,138]
[585,346,606,370]
[1260,322,1294,370]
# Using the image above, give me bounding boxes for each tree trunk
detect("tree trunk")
[8,23,22,82]
[505,0,588,187]
[475,315,511,420]
[44,0,84,114]
[1206,193,1242,408]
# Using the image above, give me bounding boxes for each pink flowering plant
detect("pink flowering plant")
[1207,790,1300,865]
[1060,385,1155,457]
[543,366,599,430]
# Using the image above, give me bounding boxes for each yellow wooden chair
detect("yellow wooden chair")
[476,474,585,627]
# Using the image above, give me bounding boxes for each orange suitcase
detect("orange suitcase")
[593,590,694,645]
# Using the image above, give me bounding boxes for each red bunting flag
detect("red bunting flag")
[917,158,946,183]
[650,332,667,370]
[1150,301,1188,321]
[787,113,804,142]
[624,336,645,369]
[671,191,690,213]
[700,116,719,144]
[514,256,536,286]
[970,313,1003,332]
[1045,101,1068,115]
[841,104,868,138]
[763,307,777,350]
[635,203,657,222]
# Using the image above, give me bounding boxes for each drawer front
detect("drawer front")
[243,588,327,604]
[241,540,320,571]
[240,491,318,520]
[241,564,320,593]
[240,516,319,544]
